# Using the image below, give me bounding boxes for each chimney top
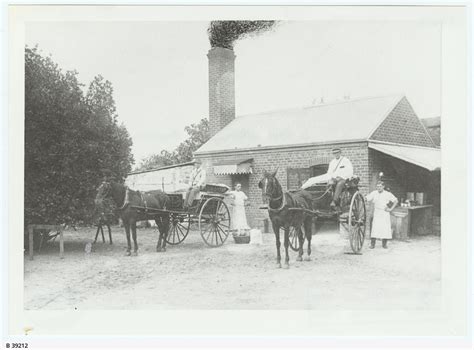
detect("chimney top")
[207,46,236,59]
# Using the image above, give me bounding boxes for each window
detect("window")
[287,168,312,190]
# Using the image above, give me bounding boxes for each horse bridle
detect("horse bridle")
[262,176,284,211]
[98,181,129,210]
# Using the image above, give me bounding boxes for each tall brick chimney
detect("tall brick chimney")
[208,47,236,138]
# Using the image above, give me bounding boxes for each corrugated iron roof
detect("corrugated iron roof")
[368,141,441,171]
[196,95,403,154]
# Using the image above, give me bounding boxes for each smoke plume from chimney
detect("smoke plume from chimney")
[207,21,278,49]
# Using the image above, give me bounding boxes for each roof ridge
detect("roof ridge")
[235,93,404,119]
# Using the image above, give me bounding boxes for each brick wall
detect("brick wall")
[370,97,436,147]
[208,47,236,138]
[197,142,369,230]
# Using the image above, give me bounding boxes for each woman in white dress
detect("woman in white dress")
[366,181,398,249]
[228,183,250,235]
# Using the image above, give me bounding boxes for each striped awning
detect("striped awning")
[213,158,253,175]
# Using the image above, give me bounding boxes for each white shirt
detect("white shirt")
[327,156,354,180]
[366,190,397,211]
[189,167,206,187]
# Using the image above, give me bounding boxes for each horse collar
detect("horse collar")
[268,193,286,213]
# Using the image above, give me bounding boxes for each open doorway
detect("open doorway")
[231,174,250,194]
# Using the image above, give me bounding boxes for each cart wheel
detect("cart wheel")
[165,213,190,245]
[288,226,304,252]
[348,191,367,253]
[199,197,231,247]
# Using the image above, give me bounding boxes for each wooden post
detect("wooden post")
[28,225,34,261]
[59,227,64,259]
[107,225,112,244]
[94,225,100,243]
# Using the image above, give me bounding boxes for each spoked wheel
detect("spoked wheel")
[199,197,231,247]
[165,213,190,245]
[348,191,367,253]
[288,226,304,252]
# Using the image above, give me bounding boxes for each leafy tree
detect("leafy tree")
[174,118,210,163]
[136,118,209,171]
[24,46,133,226]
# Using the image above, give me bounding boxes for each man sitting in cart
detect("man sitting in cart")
[301,148,354,208]
[184,158,207,210]
[327,147,354,209]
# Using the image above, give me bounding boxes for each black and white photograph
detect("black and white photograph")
[4,3,471,346]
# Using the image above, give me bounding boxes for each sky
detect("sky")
[26,20,441,166]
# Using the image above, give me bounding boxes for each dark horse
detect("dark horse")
[95,181,170,256]
[259,170,314,268]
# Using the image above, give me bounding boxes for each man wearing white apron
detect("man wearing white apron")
[366,181,398,249]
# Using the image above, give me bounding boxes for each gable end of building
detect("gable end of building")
[369,97,436,147]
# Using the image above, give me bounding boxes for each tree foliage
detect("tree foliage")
[25,46,134,226]
[136,118,209,171]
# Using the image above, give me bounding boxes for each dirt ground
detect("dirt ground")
[24,224,441,310]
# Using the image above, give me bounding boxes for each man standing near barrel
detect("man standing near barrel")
[366,181,398,249]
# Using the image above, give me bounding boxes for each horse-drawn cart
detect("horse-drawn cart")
[131,184,232,248]
[286,178,367,254]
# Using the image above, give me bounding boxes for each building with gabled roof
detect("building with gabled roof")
[195,94,440,231]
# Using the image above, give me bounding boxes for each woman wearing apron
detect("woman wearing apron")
[228,183,250,235]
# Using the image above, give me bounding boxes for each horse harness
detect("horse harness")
[121,188,149,212]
